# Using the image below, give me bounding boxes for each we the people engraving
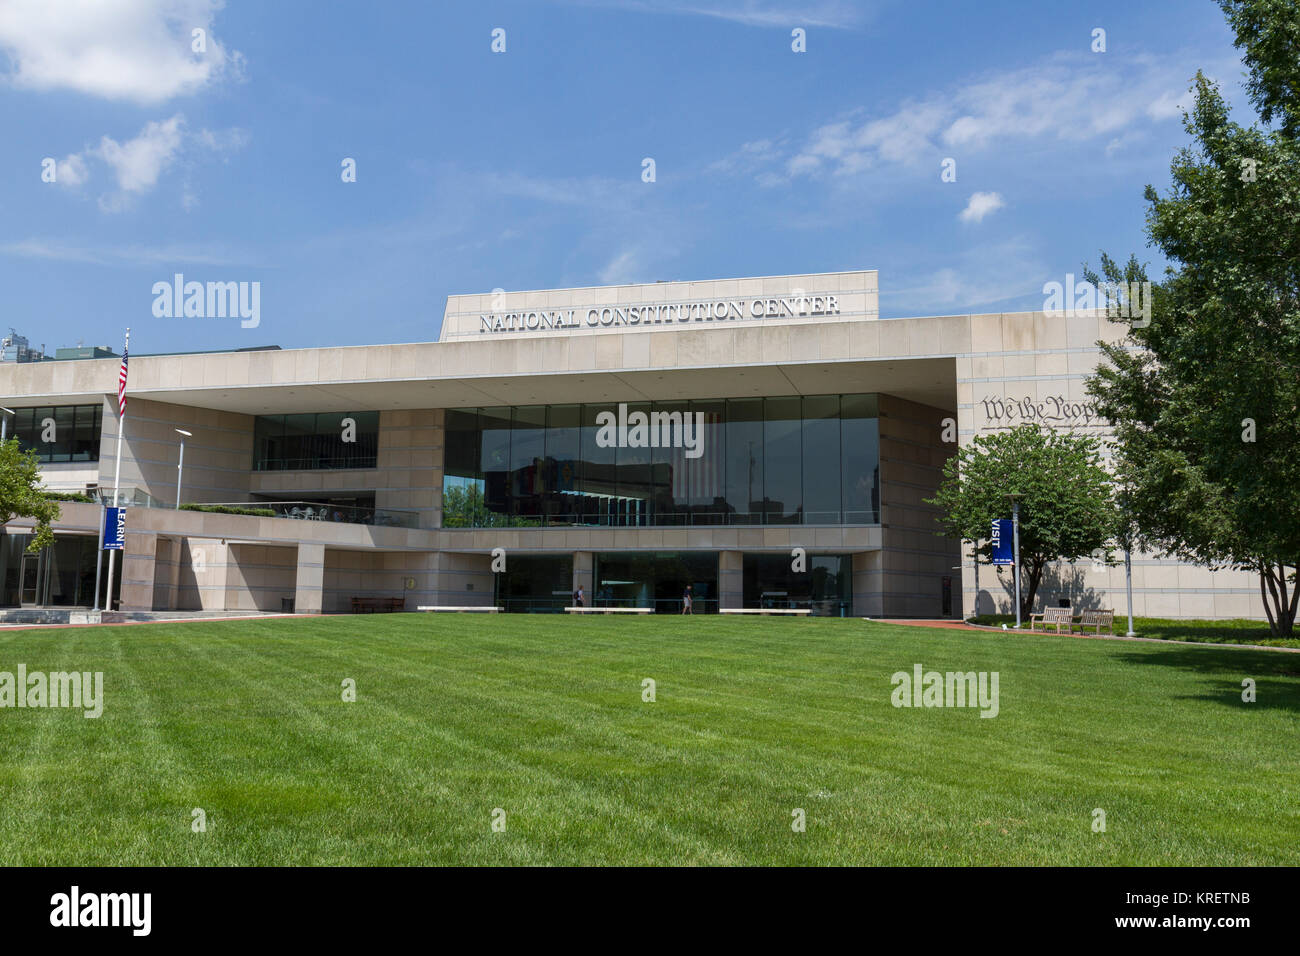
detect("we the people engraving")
[979,395,1105,429]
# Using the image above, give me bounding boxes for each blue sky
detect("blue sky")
[0,0,1254,355]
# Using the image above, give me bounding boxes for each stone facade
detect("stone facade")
[0,271,1263,620]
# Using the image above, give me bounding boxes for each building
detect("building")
[1,329,47,364]
[0,270,1264,619]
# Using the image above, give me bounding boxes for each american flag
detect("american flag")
[117,340,129,415]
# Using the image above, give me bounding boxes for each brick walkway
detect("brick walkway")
[878,619,978,630]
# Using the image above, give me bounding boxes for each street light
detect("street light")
[0,406,13,442]
[1005,493,1023,628]
[174,429,192,508]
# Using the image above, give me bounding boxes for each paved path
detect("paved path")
[878,619,979,630]
[866,617,1299,653]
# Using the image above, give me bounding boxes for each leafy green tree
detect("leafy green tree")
[926,425,1117,619]
[441,482,511,528]
[1085,0,1300,636]
[0,439,61,551]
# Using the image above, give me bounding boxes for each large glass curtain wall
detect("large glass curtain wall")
[442,395,879,528]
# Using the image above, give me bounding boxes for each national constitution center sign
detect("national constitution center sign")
[478,294,843,333]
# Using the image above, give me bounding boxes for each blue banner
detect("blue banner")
[990,518,1014,565]
[103,507,126,551]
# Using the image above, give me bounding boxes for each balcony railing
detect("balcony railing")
[188,501,419,529]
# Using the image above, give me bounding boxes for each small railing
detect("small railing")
[254,456,377,471]
[442,509,880,529]
[186,501,419,528]
[95,487,166,509]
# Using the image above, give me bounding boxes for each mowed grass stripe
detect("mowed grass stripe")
[208,621,731,865]
[0,614,1295,865]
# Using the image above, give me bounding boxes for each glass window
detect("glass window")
[802,396,841,525]
[724,399,763,525]
[743,552,852,616]
[545,405,581,525]
[580,404,617,525]
[252,412,379,470]
[841,394,879,523]
[438,395,880,529]
[615,402,653,527]
[495,553,574,613]
[509,406,546,522]
[687,400,725,525]
[593,551,718,613]
[763,397,801,524]
[7,404,102,463]
[479,407,512,517]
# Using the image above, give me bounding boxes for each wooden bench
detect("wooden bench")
[416,606,502,613]
[564,607,653,614]
[351,596,406,613]
[720,608,812,616]
[1073,608,1115,635]
[1028,606,1074,634]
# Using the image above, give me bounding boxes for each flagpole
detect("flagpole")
[105,328,129,611]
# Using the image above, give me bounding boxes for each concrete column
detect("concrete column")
[120,531,158,612]
[572,551,593,603]
[718,551,744,610]
[295,542,325,614]
[852,551,882,618]
[167,537,183,610]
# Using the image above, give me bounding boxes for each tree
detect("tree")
[926,425,1117,619]
[0,439,61,551]
[1085,0,1300,636]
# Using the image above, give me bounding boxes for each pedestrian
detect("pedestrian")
[574,585,585,608]
[682,584,693,615]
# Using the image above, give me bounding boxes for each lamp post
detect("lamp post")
[175,429,192,508]
[1124,547,1136,637]
[0,406,13,442]
[1005,493,1023,628]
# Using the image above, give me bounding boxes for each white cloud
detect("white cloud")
[0,0,242,103]
[598,249,643,284]
[0,237,251,267]
[555,0,873,28]
[959,191,1005,223]
[98,115,186,194]
[776,53,1205,179]
[54,153,89,187]
[886,236,1047,314]
[50,114,247,212]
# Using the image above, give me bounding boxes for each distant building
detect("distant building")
[1,329,47,363]
[53,345,118,361]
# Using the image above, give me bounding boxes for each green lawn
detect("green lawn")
[970,614,1300,649]
[1,614,1296,865]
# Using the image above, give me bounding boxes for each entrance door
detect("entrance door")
[19,551,41,606]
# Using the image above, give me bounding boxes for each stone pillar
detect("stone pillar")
[295,543,325,614]
[572,551,593,604]
[120,531,158,612]
[718,551,744,610]
[167,537,183,610]
[852,551,881,618]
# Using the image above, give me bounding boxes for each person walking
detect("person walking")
[681,584,693,615]
[574,585,585,608]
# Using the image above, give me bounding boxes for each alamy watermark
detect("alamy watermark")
[152,273,260,328]
[890,663,999,718]
[594,402,705,459]
[0,664,103,718]
[1042,273,1150,328]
